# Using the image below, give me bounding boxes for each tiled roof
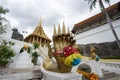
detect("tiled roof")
[72,2,120,34]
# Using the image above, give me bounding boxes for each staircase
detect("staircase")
[100,69,120,80]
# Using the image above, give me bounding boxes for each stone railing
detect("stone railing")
[82,59,120,74]
[99,61,120,74]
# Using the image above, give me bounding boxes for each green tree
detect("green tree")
[85,0,120,48]
[0,6,9,14]
[0,40,15,67]
[0,6,9,34]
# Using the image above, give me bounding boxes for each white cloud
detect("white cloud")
[0,0,119,40]
[6,17,20,28]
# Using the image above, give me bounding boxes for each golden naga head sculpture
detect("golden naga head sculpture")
[44,22,82,73]
[53,22,76,51]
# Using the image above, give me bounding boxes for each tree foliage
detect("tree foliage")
[32,42,39,65]
[0,40,15,67]
[0,6,9,14]
[0,6,9,34]
[84,0,110,10]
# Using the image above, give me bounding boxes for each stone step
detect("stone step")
[0,67,43,80]
[100,76,120,80]
[27,78,42,80]
[100,69,120,80]
[102,70,109,74]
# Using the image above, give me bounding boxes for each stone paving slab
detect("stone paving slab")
[100,73,120,80]
[0,66,43,80]
[0,66,120,80]
[0,66,40,72]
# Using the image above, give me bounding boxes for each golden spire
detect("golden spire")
[26,18,51,42]
[62,22,66,34]
[53,24,56,36]
[67,27,70,35]
[38,18,42,27]
[58,23,61,35]
[70,32,73,37]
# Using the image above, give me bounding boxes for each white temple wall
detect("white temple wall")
[74,19,120,44]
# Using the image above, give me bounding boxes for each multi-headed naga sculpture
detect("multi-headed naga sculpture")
[43,22,82,73]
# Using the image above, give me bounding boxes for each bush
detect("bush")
[32,43,39,65]
[0,40,15,67]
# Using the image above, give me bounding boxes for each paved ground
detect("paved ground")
[0,66,40,72]
[100,70,120,80]
[100,75,120,80]
[1,67,120,80]
[27,69,120,80]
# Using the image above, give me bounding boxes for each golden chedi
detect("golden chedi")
[43,22,82,73]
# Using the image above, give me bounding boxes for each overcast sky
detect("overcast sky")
[0,0,119,39]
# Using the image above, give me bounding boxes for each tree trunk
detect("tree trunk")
[99,0,120,48]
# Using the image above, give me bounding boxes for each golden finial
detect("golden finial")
[38,18,42,27]
[70,32,73,37]
[53,24,56,36]
[62,22,66,34]
[58,23,61,35]
[67,27,70,35]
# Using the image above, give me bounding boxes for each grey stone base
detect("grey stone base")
[0,66,43,80]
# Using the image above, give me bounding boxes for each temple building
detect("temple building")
[72,2,120,44]
[24,19,51,47]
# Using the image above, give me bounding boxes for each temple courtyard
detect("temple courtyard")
[0,1,120,80]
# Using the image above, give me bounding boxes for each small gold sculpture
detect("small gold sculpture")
[23,44,29,50]
[43,22,81,73]
[90,46,97,60]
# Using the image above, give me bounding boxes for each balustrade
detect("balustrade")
[82,59,120,74]
[99,62,120,74]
